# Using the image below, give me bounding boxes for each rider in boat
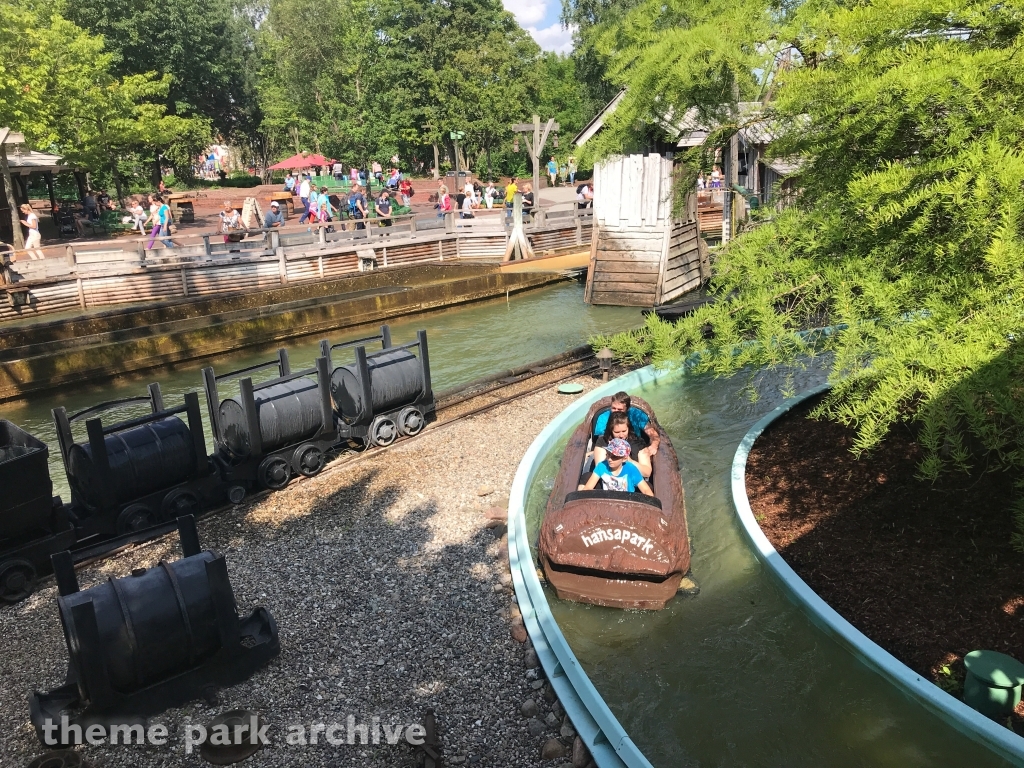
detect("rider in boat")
[578,438,654,496]
[594,411,653,478]
[593,390,660,449]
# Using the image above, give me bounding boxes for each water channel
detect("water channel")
[525,363,1010,768]
[1,281,641,500]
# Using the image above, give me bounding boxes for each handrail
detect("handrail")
[508,364,668,768]
[732,385,1024,766]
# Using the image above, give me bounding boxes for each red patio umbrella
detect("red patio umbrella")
[268,153,334,170]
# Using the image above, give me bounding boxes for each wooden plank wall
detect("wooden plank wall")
[0,222,580,321]
[588,231,664,306]
[658,221,708,305]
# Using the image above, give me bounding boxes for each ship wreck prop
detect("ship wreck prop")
[539,396,691,610]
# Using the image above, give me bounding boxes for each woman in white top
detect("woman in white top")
[219,201,241,243]
[484,182,497,209]
[18,204,43,259]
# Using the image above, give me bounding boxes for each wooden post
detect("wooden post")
[202,235,212,257]
[444,211,454,234]
[0,139,23,250]
[45,172,57,227]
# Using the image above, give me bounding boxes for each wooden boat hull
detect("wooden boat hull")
[539,396,690,610]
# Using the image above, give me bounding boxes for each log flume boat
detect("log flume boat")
[538,396,692,610]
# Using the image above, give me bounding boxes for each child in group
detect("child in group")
[593,411,652,478]
[578,438,654,495]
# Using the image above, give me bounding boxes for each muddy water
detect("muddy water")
[525,364,1010,768]
[1,282,641,500]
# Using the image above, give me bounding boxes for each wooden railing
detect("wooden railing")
[0,208,594,322]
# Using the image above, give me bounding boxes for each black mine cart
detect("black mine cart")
[52,383,222,536]
[319,324,435,447]
[203,349,338,492]
[0,420,75,603]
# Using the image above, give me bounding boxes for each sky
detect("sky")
[502,0,576,54]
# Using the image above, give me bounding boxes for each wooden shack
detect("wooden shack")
[584,154,709,307]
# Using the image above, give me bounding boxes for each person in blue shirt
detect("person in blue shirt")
[547,156,558,187]
[592,391,661,457]
[578,438,654,496]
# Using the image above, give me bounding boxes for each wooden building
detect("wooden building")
[584,154,709,307]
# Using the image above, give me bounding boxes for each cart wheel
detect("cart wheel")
[0,558,37,604]
[397,407,425,437]
[369,416,398,447]
[258,455,291,490]
[292,443,325,477]
[162,488,201,518]
[117,504,158,534]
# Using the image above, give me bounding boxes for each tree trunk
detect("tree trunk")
[151,153,162,189]
[486,145,492,181]
[431,143,439,180]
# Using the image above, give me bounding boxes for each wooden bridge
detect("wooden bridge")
[0,209,594,323]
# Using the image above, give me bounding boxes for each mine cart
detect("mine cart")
[30,515,279,744]
[0,421,75,603]
[319,324,435,447]
[52,383,222,536]
[202,349,338,492]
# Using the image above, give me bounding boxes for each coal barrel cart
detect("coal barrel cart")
[52,383,223,536]
[202,349,338,492]
[319,324,435,448]
[0,421,75,603]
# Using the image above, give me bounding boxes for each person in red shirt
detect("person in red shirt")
[398,178,413,207]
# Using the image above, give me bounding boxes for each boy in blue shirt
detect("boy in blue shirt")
[578,438,654,496]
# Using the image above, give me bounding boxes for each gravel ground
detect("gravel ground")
[0,369,618,768]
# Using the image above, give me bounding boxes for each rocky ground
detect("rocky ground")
[0,370,609,768]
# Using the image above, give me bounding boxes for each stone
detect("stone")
[511,604,522,621]
[450,757,466,765]
[511,617,528,643]
[573,738,592,768]
[476,485,496,496]
[543,685,556,702]
[526,668,540,681]
[483,505,507,521]
[524,649,539,668]
[544,712,559,728]
[499,571,513,586]
[677,574,701,596]
[541,738,567,760]
[552,699,564,718]
[527,717,546,737]
[520,698,539,718]
[530,679,545,690]
[560,722,576,739]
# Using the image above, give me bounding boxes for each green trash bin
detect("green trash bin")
[963,650,1024,720]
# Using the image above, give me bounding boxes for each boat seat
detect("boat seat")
[564,489,663,509]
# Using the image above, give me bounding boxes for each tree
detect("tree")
[596,0,1024,542]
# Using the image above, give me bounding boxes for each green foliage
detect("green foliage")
[598,0,1024,543]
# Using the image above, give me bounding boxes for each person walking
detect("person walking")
[436,184,452,219]
[18,204,43,260]
[348,184,367,229]
[219,201,241,243]
[146,194,173,249]
[398,177,413,207]
[130,197,147,233]
[298,174,312,223]
[504,178,518,219]
[567,156,578,185]
[546,156,558,187]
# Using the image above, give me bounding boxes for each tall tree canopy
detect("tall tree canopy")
[596,0,1024,541]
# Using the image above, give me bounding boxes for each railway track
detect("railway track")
[63,346,602,578]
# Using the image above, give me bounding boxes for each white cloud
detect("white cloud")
[504,0,548,26]
[526,22,576,54]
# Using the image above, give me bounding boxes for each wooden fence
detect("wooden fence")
[0,209,593,322]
